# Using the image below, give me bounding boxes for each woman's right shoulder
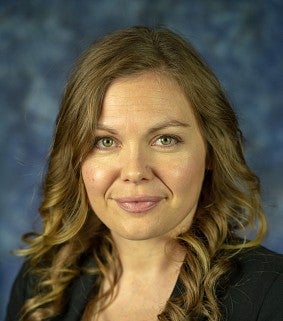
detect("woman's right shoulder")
[5,255,97,321]
[5,260,38,321]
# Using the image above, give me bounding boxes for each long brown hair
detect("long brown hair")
[17,26,266,321]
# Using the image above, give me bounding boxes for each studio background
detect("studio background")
[0,0,282,318]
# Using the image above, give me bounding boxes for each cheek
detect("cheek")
[81,160,113,196]
[166,154,206,195]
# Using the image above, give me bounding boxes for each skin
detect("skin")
[82,72,206,242]
[81,72,207,320]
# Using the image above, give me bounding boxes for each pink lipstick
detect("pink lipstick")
[115,196,163,213]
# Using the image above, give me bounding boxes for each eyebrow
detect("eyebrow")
[96,120,191,135]
[147,120,191,134]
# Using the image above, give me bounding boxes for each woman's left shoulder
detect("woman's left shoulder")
[236,245,283,274]
[221,245,283,321]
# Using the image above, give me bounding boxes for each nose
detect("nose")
[120,146,153,183]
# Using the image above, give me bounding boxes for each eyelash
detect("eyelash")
[93,134,183,150]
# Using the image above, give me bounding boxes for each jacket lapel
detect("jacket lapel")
[62,272,97,321]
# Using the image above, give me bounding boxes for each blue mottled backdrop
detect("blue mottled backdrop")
[0,0,282,318]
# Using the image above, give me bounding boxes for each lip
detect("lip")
[114,196,163,213]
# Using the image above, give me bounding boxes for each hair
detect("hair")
[16,26,266,321]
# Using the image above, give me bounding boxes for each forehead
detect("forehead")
[99,72,197,126]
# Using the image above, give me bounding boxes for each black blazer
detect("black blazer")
[5,245,283,321]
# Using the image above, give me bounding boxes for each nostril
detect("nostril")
[121,162,153,183]
[123,171,147,183]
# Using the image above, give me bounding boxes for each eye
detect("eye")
[153,135,182,147]
[94,137,116,149]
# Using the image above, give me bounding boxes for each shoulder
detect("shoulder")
[221,245,283,321]
[5,261,37,321]
[5,256,97,321]
[236,245,283,272]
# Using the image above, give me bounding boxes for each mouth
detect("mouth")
[114,196,163,213]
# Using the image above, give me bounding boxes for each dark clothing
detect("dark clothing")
[5,245,283,321]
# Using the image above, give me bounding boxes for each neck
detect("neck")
[111,233,185,277]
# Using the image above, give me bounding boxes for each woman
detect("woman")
[5,26,283,321]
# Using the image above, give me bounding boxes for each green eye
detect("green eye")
[160,136,174,145]
[153,135,182,147]
[95,137,115,149]
[101,137,114,147]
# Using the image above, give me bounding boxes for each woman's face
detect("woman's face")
[82,72,207,242]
